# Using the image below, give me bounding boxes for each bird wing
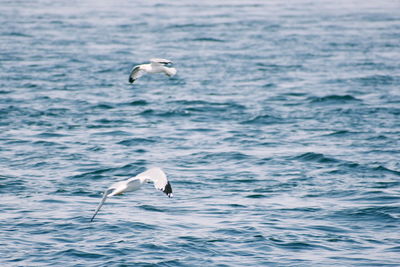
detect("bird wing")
[129,65,145,83]
[150,58,172,65]
[90,180,129,222]
[125,177,142,192]
[136,167,173,197]
[90,188,114,222]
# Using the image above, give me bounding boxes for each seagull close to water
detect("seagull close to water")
[129,58,177,83]
[90,167,173,222]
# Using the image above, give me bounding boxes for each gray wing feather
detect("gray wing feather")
[150,58,172,65]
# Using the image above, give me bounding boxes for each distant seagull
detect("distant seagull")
[90,167,173,222]
[129,58,177,83]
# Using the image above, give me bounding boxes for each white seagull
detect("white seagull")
[90,167,173,222]
[129,58,177,83]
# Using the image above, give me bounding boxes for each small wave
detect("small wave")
[72,162,146,180]
[385,246,400,252]
[307,225,349,233]
[44,108,70,117]
[91,130,132,137]
[138,109,191,118]
[166,23,213,29]
[372,181,400,189]
[293,152,339,163]
[3,32,32,37]
[138,205,165,212]
[35,132,69,138]
[186,127,216,132]
[116,221,159,231]
[71,167,114,180]
[191,37,225,42]
[241,114,283,125]
[273,241,331,251]
[90,118,131,126]
[171,100,246,112]
[193,151,252,162]
[92,103,115,110]
[0,175,26,193]
[246,194,268,198]
[350,194,400,204]
[308,95,361,105]
[55,248,104,259]
[4,139,30,145]
[256,63,303,72]
[340,161,400,177]
[117,138,157,146]
[40,198,68,204]
[332,206,399,223]
[123,100,148,106]
[95,68,115,74]
[262,83,277,88]
[373,165,400,177]
[0,105,43,119]
[356,74,399,86]
[212,227,245,236]
[32,140,61,147]
[323,130,352,137]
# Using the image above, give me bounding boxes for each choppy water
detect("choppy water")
[1,0,400,266]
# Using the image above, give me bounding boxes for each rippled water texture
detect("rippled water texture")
[1,0,400,266]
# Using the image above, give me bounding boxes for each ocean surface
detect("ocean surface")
[1,0,400,266]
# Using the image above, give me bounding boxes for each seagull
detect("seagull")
[129,58,177,83]
[90,167,173,222]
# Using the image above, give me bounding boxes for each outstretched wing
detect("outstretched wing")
[136,167,173,197]
[129,65,145,83]
[150,58,172,65]
[90,188,114,222]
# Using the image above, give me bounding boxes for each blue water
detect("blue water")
[1,0,400,266]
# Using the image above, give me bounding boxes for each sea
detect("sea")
[1,0,400,266]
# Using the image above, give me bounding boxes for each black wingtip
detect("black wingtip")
[163,181,173,197]
[129,77,135,83]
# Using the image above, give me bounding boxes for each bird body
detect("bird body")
[90,167,173,222]
[129,58,177,83]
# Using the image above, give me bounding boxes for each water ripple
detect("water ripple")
[1,0,399,266]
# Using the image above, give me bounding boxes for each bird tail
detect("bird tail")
[164,67,177,77]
